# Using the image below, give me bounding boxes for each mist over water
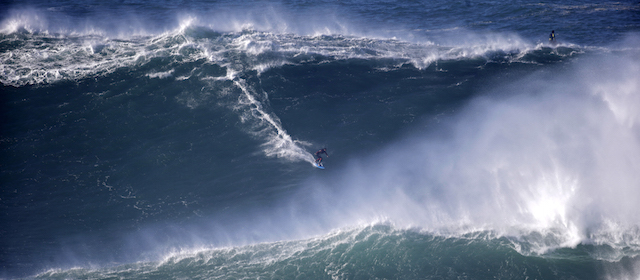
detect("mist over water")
[2,0,640,279]
[276,44,640,250]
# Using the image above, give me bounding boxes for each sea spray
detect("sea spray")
[36,225,607,280]
[286,47,640,258]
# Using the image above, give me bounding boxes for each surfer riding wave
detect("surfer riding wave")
[314,148,329,166]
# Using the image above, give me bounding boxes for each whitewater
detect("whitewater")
[2,0,640,279]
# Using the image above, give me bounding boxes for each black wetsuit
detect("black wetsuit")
[315,149,328,162]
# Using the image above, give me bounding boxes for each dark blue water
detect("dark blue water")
[2,0,640,279]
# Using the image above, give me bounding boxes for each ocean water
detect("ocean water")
[2,0,640,279]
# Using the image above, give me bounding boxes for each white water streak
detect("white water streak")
[233,79,315,163]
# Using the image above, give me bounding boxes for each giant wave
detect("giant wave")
[2,2,640,279]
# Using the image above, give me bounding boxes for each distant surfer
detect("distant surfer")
[549,30,556,45]
[314,148,329,166]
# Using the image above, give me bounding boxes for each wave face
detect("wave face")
[33,225,630,280]
[2,0,640,279]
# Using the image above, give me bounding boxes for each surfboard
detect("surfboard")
[313,162,325,169]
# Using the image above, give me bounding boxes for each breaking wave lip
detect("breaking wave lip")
[1,19,578,88]
[33,223,640,279]
[30,226,415,278]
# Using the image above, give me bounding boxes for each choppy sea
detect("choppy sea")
[2,0,640,279]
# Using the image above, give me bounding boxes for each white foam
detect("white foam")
[0,28,208,87]
[2,14,545,87]
[231,78,315,163]
[146,69,175,79]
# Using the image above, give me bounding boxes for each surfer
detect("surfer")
[314,148,329,165]
[549,30,556,44]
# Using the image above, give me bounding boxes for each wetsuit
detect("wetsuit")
[315,149,328,163]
